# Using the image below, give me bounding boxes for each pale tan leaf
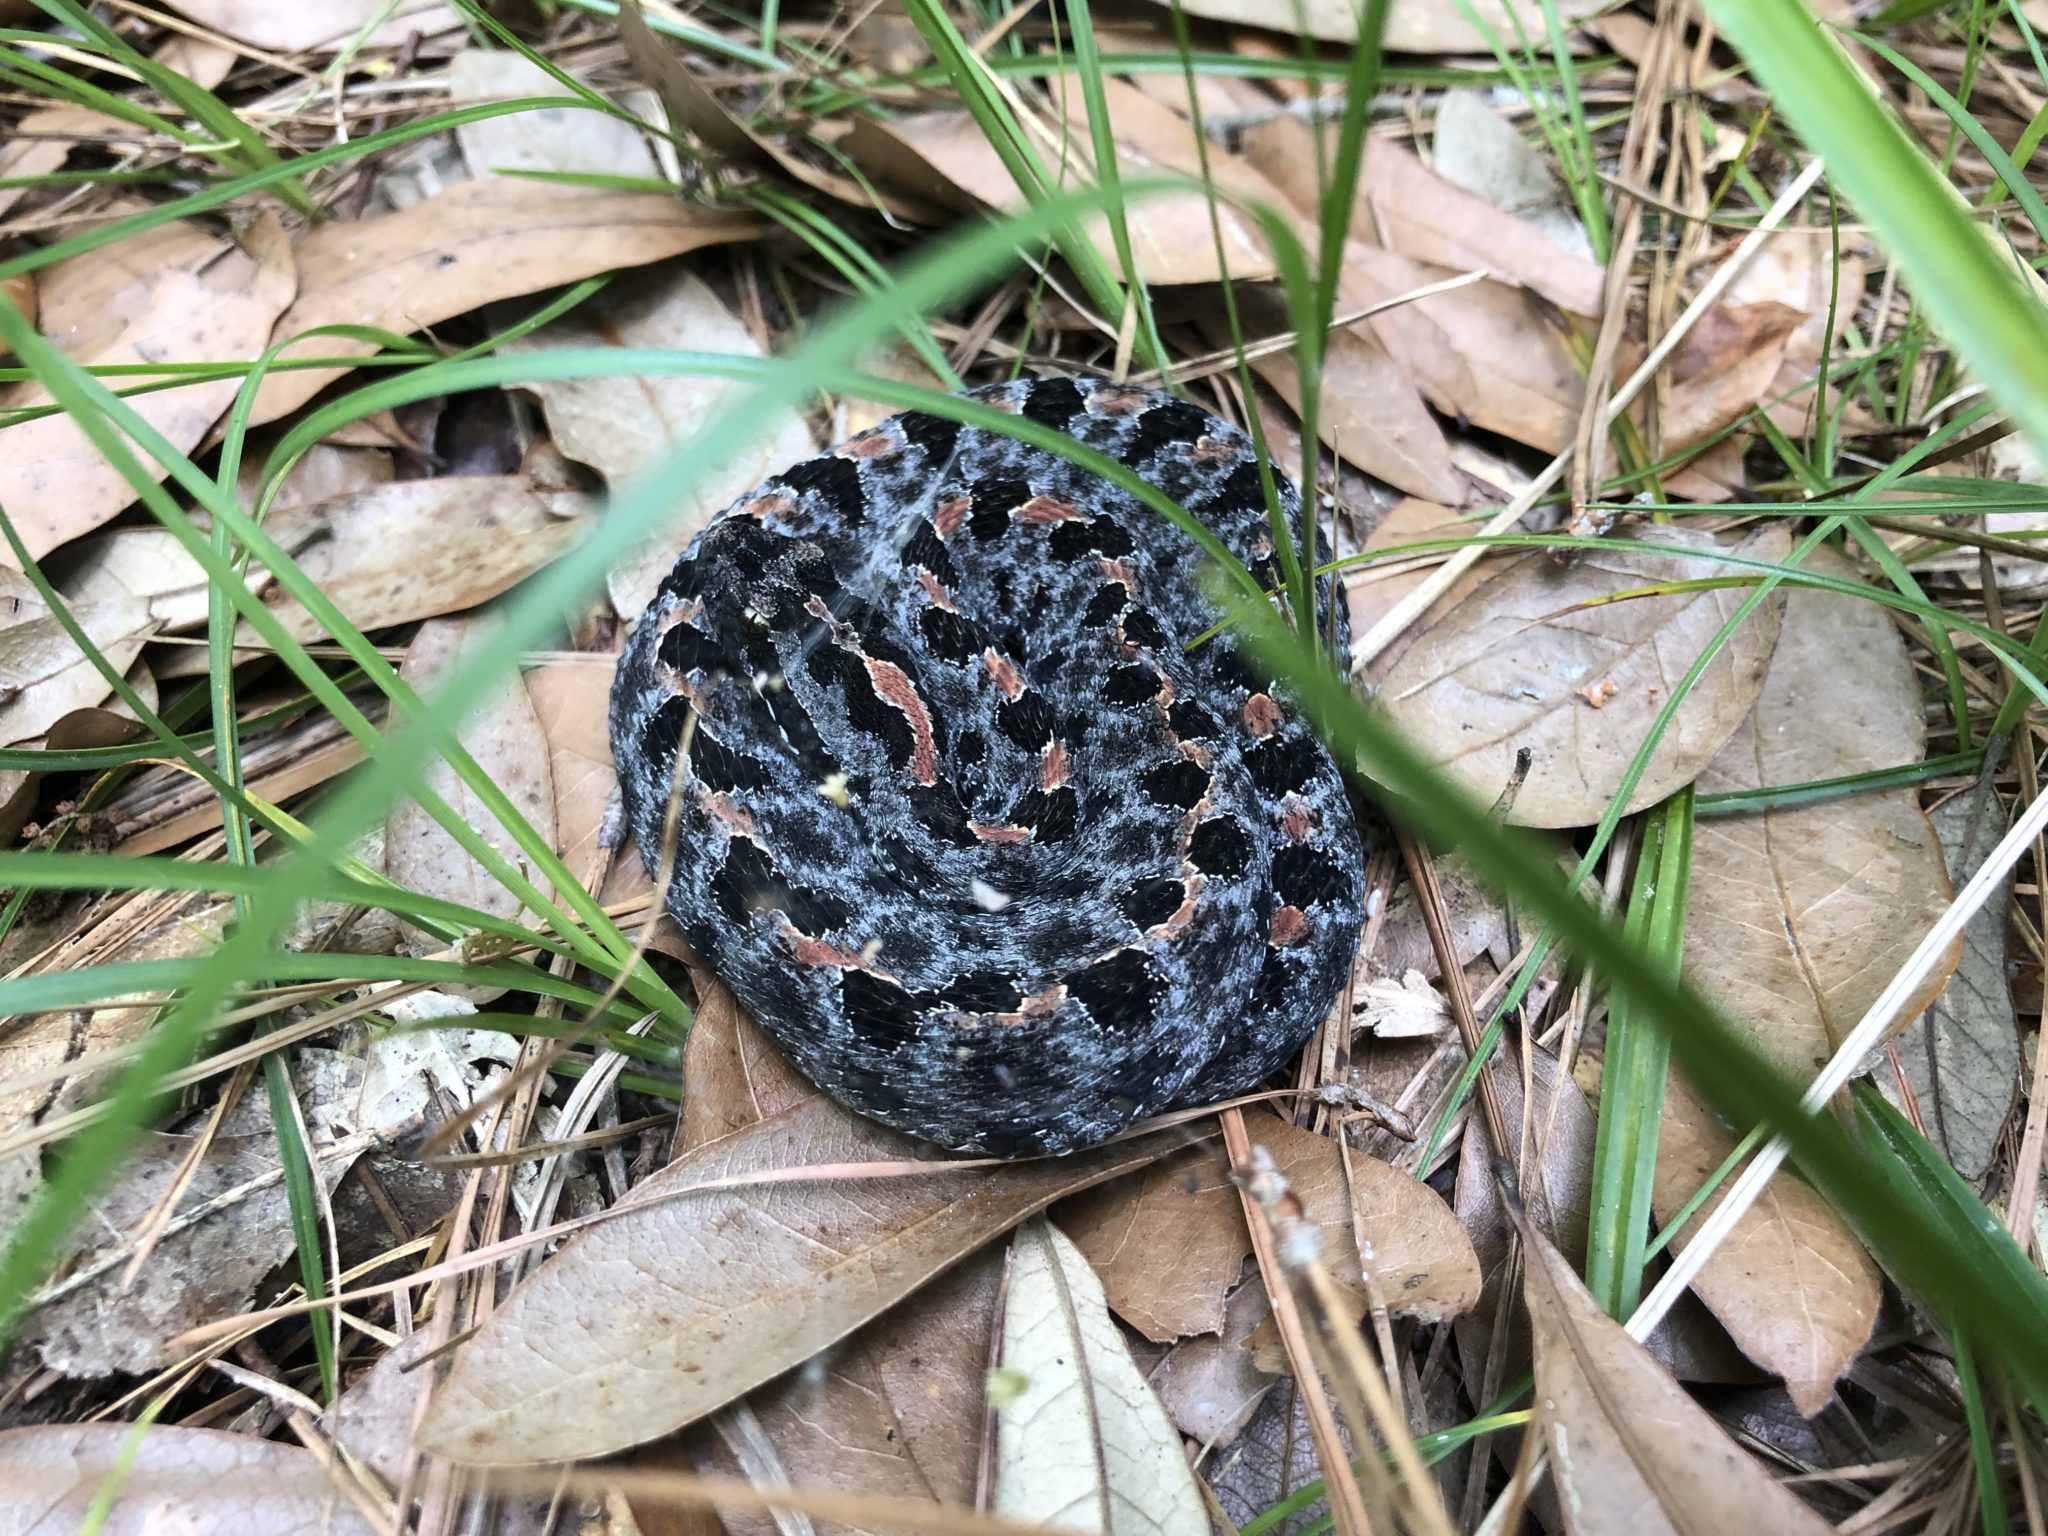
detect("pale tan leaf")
[0,215,296,565]
[1377,524,1790,828]
[241,477,592,644]
[993,1217,1208,1536]
[415,1094,1177,1464]
[1363,143,1605,317]
[524,660,616,884]
[1431,90,1593,259]
[160,0,455,50]
[1212,290,1461,504]
[23,1121,358,1378]
[0,1423,375,1536]
[1885,793,2021,1182]
[849,77,1282,285]
[1139,0,1610,58]
[384,615,557,951]
[449,49,661,181]
[0,106,128,221]
[501,268,818,620]
[1343,497,1503,682]
[676,974,814,1156]
[0,596,156,747]
[1653,1073,1880,1416]
[1523,1225,1835,1536]
[1684,544,1957,1082]
[619,0,933,223]
[1144,1276,1276,1448]
[247,179,764,427]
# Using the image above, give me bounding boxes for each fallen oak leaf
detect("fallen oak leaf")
[1375,523,1790,829]
[1521,1221,1835,1535]
[992,1217,1209,1536]
[0,1422,378,1536]
[245,178,765,428]
[415,1094,1186,1464]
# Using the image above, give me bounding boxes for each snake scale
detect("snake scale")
[610,374,1368,1156]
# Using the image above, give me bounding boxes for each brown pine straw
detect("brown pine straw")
[466,1463,1069,1535]
[1227,1108,1460,1536]
[1222,1106,1377,1536]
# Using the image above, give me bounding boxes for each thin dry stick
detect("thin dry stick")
[1349,155,1830,670]
[1220,1107,1377,1536]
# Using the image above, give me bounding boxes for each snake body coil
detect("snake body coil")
[611,376,1368,1156]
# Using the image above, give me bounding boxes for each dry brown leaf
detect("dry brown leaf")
[161,0,455,50]
[1376,524,1790,828]
[1653,1072,1880,1416]
[850,76,1281,285]
[23,1122,357,1377]
[1885,793,2021,1183]
[239,477,593,644]
[1522,1223,1836,1535]
[247,179,764,427]
[0,105,128,221]
[501,267,818,619]
[1684,544,1957,1082]
[524,660,617,885]
[416,1093,1181,1464]
[450,49,661,181]
[1432,89,1593,259]
[992,1217,1209,1535]
[0,595,156,747]
[1362,142,1605,317]
[619,0,932,223]
[1721,232,1884,439]
[1343,497,1501,683]
[0,215,295,565]
[1062,1111,1479,1345]
[1209,290,1461,504]
[660,994,993,1536]
[1648,300,1806,451]
[1145,1275,1276,1447]
[1141,0,1608,57]
[0,1423,376,1536]
[384,615,557,953]
[677,973,814,1155]
[679,1251,1002,1536]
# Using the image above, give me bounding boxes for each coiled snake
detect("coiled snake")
[610,375,1368,1156]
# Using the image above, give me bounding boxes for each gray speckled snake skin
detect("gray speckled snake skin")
[610,375,1367,1156]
